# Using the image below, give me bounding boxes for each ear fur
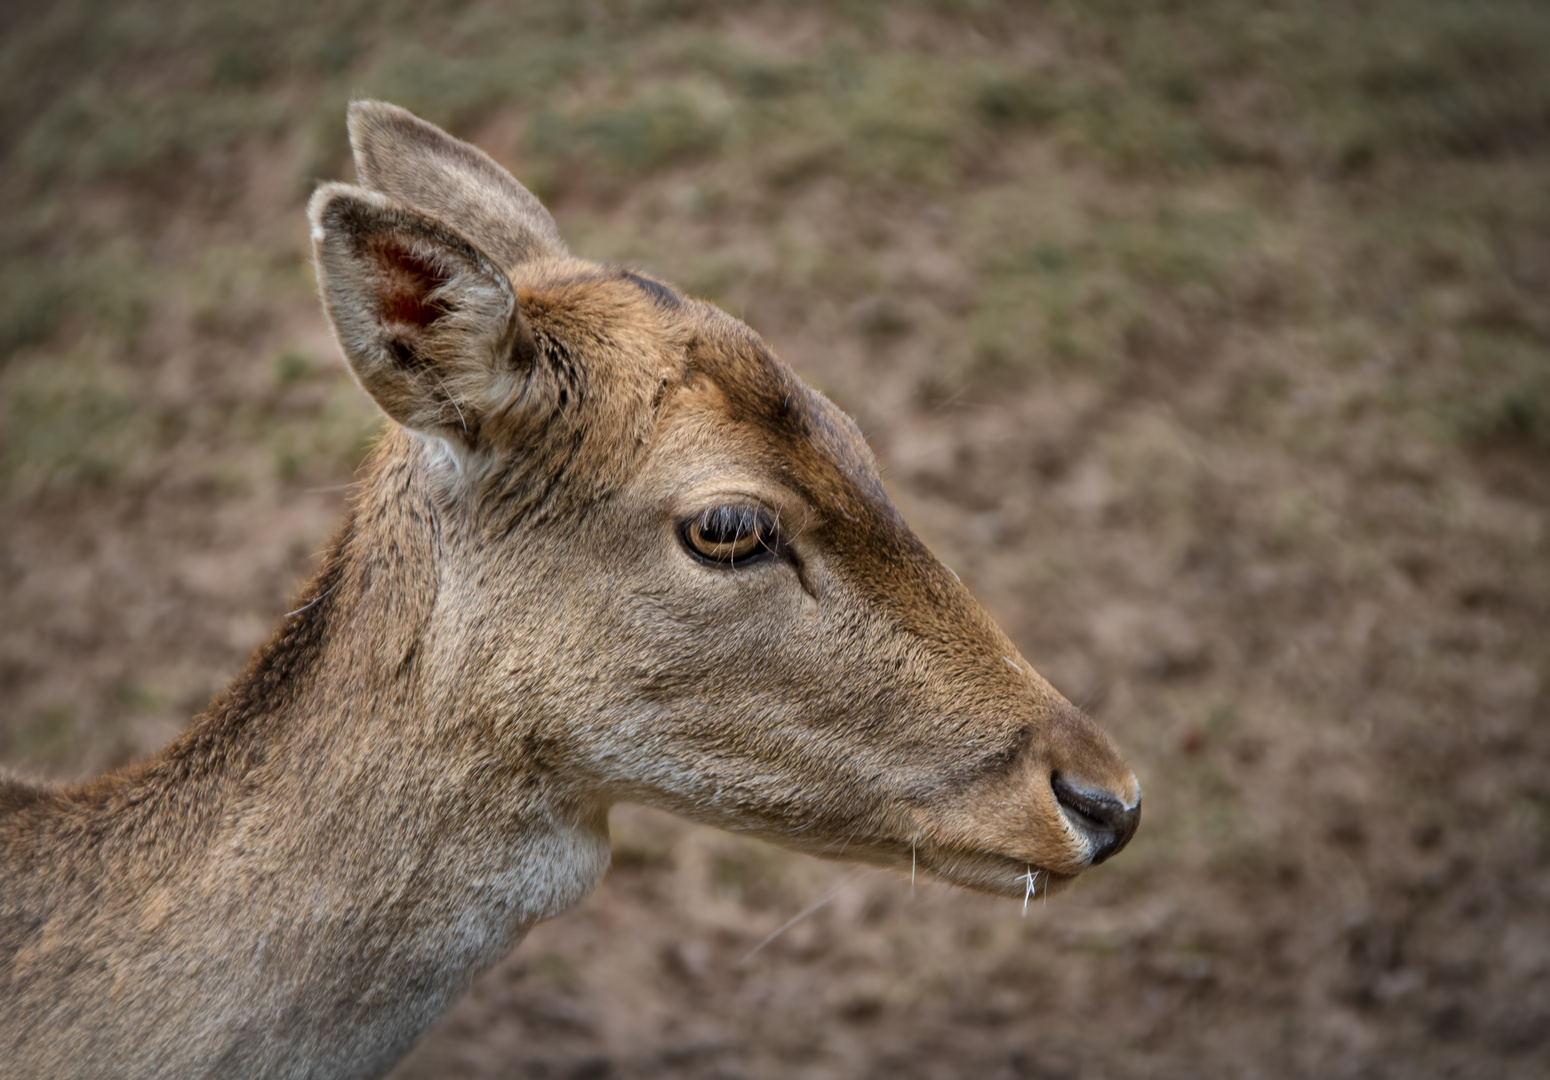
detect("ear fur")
[308,182,539,448]
[347,100,565,270]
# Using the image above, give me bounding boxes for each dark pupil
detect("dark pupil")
[700,506,759,546]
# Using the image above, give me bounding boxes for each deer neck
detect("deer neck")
[3,433,611,1079]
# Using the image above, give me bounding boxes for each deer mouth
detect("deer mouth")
[898,777,1141,900]
[929,848,1080,900]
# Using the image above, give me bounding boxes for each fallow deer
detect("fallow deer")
[0,102,1140,1079]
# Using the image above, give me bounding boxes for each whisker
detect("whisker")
[432,372,468,434]
[284,584,336,619]
[739,870,865,965]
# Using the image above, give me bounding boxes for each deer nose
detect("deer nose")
[1051,772,1141,865]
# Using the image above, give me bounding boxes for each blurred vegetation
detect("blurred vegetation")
[2,0,1546,502]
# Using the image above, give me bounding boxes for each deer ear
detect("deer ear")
[308,182,539,446]
[347,99,565,269]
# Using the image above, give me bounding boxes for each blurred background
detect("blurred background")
[1,1,1547,1076]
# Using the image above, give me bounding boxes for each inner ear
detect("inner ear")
[374,238,451,332]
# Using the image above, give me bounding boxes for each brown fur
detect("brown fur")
[0,102,1140,1080]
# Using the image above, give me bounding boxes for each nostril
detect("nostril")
[1051,772,1141,865]
[1050,772,1125,838]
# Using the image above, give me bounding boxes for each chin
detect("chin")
[911,846,1084,901]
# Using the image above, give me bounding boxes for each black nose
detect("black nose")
[1051,772,1141,865]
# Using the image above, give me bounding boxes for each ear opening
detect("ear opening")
[370,235,455,368]
[308,183,538,447]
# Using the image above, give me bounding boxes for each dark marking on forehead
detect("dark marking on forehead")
[797,388,889,504]
[619,268,684,311]
[682,323,891,508]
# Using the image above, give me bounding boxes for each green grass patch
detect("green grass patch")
[1039,0,1550,174]
[960,198,1259,388]
[0,263,71,358]
[1451,329,1550,452]
[8,706,76,760]
[529,82,730,180]
[264,382,384,481]
[19,90,289,185]
[0,343,153,497]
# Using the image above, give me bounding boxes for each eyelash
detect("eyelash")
[678,505,782,568]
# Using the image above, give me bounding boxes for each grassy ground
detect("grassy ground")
[2,2,1547,1077]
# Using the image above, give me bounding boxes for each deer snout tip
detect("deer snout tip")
[1051,771,1141,866]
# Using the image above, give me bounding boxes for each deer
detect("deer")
[0,102,1141,1080]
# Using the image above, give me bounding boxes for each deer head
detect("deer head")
[310,101,1140,900]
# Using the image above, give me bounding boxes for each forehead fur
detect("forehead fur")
[509,260,885,519]
[677,307,885,505]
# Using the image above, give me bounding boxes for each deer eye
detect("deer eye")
[679,505,779,567]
